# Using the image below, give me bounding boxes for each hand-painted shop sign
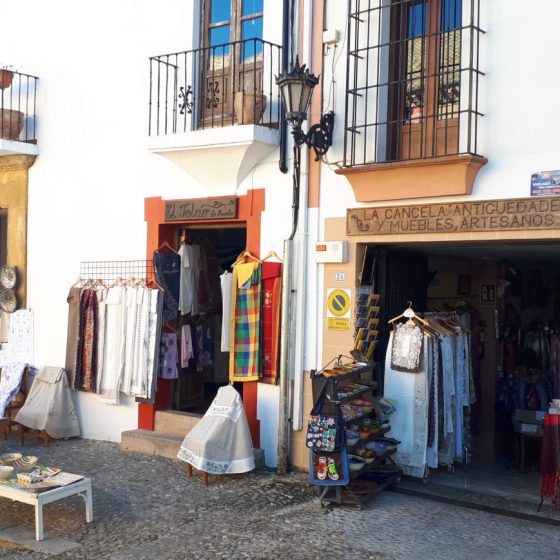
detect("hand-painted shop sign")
[347,196,560,236]
[165,198,238,221]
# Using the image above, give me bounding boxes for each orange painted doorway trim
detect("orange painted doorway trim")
[138,189,265,448]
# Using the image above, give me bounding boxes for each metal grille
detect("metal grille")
[79,260,154,285]
[0,68,38,143]
[149,38,282,135]
[343,0,484,167]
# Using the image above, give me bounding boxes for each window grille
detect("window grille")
[343,0,484,167]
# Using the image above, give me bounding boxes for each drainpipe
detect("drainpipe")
[278,0,290,174]
[277,0,314,475]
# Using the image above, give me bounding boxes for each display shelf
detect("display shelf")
[319,473,400,510]
[349,447,397,479]
[311,359,398,509]
[336,381,378,402]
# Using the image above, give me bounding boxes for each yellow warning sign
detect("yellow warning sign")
[328,317,350,331]
[327,289,351,317]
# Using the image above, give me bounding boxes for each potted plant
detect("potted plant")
[234,89,267,125]
[0,65,15,90]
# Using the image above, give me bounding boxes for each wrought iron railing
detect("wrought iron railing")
[149,38,282,136]
[0,68,38,143]
[343,0,484,167]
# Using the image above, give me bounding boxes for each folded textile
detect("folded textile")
[37,366,64,384]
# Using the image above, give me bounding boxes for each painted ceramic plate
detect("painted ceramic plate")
[0,265,16,289]
[0,288,16,313]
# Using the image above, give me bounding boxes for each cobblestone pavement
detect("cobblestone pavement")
[0,438,559,560]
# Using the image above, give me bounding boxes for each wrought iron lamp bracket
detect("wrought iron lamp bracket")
[292,111,335,161]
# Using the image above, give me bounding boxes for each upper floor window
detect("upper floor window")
[343,0,483,167]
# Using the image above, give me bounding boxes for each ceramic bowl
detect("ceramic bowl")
[13,456,38,471]
[1,453,22,466]
[347,454,366,472]
[346,429,360,447]
[0,465,14,480]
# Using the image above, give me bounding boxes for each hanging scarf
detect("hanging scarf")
[229,261,262,382]
[541,413,560,506]
[391,322,424,372]
[261,261,282,385]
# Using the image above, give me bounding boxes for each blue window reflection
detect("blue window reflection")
[241,17,263,60]
[242,0,263,17]
[408,1,427,38]
[211,0,231,24]
[441,0,462,31]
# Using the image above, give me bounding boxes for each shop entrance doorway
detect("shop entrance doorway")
[360,241,559,504]
[172,225,246,415]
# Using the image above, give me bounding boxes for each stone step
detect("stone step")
[121,429,183,460]
[121,428,266,468]
[154,410,202,436]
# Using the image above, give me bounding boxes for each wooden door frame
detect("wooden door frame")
[139,189,265,448]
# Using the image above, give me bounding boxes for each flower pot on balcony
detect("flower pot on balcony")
[0,70,14,90]
[234,91,266,125]
[0,109,24,140]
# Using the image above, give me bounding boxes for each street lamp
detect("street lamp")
[275,56,334,162]
[275,57,335,475]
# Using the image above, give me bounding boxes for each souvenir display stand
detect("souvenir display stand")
[308,358,401,509]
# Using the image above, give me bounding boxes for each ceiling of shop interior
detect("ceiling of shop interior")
[379,243,560,261]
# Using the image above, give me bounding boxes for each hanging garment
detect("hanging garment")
[160,332,179,379]
[384,331,429,478]
[181,324,194,368]
[426,336,439,469]
[261,261,282,385]
[220,271,233,352]
[229,261,262,382]
[177,385,255,474]
[98,286,125,404]
[154,250,181,325]
[15,367,80,439]
[121,287,139,394]
[65,287,81,389]
[130,288,151,396]
[541,413,560,506]
[550,334,560,398]
[0,363,26,418]
[178,243,195,316]
[137,288,164,403]
[191,244,201,316]
[391,322,424,372]
[78,288,98,392]
[194,325,204,372]
[95,288,107,393]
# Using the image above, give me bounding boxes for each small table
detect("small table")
[0,478,93,541]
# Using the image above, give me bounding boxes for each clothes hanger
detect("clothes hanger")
[232,249,260,267]
[93,278,107,288]
[388,301,429,326]
[262,250,283,262]
[71,277,84,288]
[146,278,165,291]
[155,241,178,254]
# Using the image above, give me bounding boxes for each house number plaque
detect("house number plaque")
[347,196,560,235]
[165,197,238,222]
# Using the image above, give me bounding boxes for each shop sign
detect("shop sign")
[326,288,351,331]
[530,170,560,197]
[347,196,560,236]
[165,197,238,222]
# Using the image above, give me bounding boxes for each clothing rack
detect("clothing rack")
[79,260,154,284]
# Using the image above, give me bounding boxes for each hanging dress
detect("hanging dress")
[229,261,262,382]
[261,261,282,385]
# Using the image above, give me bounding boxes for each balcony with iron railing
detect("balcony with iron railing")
[148,39,282,189]
[0,67,38,157]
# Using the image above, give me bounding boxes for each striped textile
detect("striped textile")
[230,262,262,382]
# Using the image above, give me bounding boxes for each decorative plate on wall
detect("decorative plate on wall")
[0,265,16,289]
[0,288,17,313]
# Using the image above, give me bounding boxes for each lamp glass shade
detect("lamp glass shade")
[276,57,319,129]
